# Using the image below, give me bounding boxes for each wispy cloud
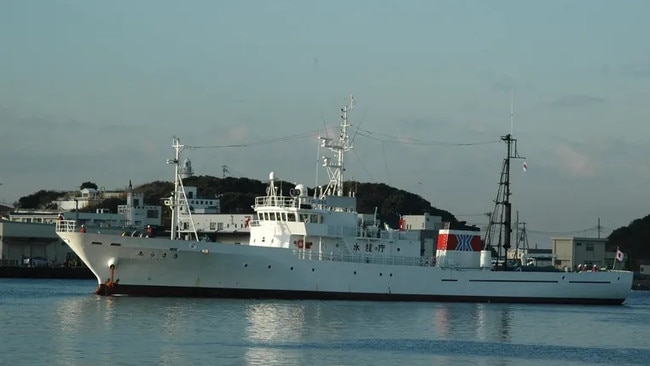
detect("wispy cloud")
[547,95,606,109]
[554,145,597,177]
[621,63,650,78]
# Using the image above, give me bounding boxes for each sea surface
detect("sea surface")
[0,279,649,366]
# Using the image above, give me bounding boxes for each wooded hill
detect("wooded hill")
[139,175,466,230]
[608,215,650,270]
[14,176,466,230]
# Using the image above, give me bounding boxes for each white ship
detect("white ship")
[55,97,633,304]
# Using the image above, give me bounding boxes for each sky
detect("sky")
[1,0,649,246]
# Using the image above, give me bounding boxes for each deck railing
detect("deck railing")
[56,220,77,233]
[292,250,436,267]
[254,196,299,209]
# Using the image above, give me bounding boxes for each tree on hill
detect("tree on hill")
[125,176,460,227]
[22,175,465,231]
[79,181,98,190]
[16,190,66,209]
[608,215,650,270]
[78,196,126,214]
[347,181,462,228]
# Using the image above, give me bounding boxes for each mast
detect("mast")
[485,134,524,270]
[319,95,354,198]
[501,134,512,270]
[167,138,184,240]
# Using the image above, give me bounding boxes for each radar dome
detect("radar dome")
[295,184,307,197]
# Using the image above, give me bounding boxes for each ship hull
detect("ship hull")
[60,232,633,305]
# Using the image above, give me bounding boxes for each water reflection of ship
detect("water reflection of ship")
[245,303,308,342]
[244,302,309,365]
[53,295,119,362]
[433,303,512,342]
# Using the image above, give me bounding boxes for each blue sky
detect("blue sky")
[1,0,649,246]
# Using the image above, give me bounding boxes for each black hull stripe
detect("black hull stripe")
[469,280,558,283]
[94,284,626,305]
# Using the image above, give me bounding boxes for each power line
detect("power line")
[355,128,499,146]
[186,129,324,149]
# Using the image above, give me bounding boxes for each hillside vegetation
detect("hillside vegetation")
[16,176,465,230]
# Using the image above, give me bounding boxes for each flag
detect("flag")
[523,161,528,172]
[615,249,624,261]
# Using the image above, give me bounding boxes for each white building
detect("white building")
[9,186,161,229]
[181,186,220,214]
[552,236,617,270]
[55,187,125,211]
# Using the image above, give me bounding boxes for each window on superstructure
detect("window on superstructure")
[310,214,320,224]
[210,222,216,230]
[300,214,309,223]
[282,212,288,221]
[287,213,296,222]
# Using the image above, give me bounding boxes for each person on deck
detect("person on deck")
[146,225,153,238]
[80,225,86,233]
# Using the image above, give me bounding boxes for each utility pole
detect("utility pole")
[597,217,602,238]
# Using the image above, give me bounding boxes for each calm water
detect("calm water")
[1,279,649,366]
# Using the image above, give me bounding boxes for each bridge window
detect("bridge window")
[287,213,296,222]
